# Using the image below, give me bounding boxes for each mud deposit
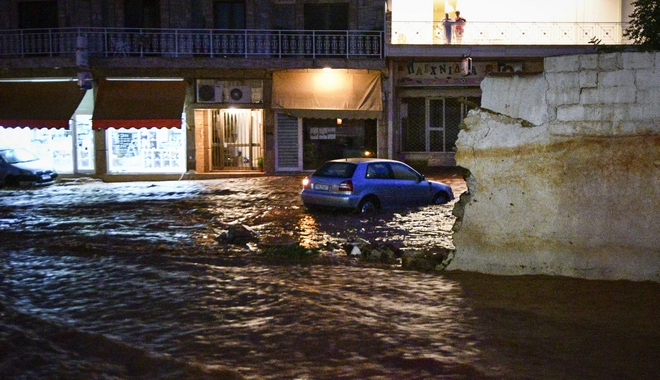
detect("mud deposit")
[1,172,658,379]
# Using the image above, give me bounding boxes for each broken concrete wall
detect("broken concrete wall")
[451,52,660,281]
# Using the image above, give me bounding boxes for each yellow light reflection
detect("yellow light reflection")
[297,214,319,249]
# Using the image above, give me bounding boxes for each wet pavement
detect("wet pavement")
[1,171,659,379]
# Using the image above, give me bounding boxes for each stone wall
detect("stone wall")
[451,52,660,282]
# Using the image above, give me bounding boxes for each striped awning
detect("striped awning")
[0,80,86,129]
[92,79,186,130]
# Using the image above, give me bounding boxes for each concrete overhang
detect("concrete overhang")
[385,44,632,60]
[0,56,385,72]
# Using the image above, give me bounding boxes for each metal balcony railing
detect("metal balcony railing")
[391,21,632,45]
[0,27,385,58]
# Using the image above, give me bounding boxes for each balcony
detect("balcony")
[0,27,384,59]
[391,21,631,46]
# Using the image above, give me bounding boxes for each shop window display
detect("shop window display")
[107,128,185,173]
[302,118,377,170]
[0,127,74,174]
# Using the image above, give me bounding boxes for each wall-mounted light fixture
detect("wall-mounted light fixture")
[461,54,472,76]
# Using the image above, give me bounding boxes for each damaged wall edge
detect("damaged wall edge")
[448,52,660,282]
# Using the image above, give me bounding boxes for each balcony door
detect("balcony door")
[18,1,57,29]
[304,3,349,30]
[214,0,246,29]
[124,0,160,28]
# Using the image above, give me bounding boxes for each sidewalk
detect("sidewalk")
[60,166,465,183]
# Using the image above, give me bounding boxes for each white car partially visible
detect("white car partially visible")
[0,148,58,188]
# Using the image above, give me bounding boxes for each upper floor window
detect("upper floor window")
[18,1,57,29]
[125,0,160,28]
[304,3,349,30]
[214,0,246,29]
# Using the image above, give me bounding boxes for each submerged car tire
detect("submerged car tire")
[303,203,322,212]
[357,196,379,214]
[433,191,451,205]
[3,175,19,188]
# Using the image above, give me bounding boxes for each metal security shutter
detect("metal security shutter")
[401,97,425,152]
[276,113,301,171]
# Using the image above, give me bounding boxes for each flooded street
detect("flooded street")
[1,172,659,379]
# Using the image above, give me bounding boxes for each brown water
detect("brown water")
[0,173,658,379]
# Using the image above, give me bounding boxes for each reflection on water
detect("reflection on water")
[1,174,659,379]
[296,213,320,249]
[1,249,497,379]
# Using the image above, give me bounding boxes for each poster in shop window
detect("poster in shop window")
[117,132,137,158]
[310,127,336,140]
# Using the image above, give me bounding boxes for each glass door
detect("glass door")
[211,109,263,170]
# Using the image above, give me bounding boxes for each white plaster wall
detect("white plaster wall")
[451,52,660,281]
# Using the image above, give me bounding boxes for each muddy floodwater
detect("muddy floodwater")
[1,171,659,379]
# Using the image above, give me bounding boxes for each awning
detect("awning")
[0,81,86,129]
[92,79,186,130]
[272,69,382,119]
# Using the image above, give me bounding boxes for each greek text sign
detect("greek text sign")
[396,61,497,86]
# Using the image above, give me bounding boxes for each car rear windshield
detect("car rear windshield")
[313,162,357,178]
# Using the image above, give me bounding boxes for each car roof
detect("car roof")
[327,158,402,164]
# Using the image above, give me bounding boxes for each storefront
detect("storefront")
[0,79,92,174]
[192,79,265,172]
[393,60,487,165]
[392,59,544,165]
[302,117,377,170]
[271,69,383,171]
[92,79,187,175]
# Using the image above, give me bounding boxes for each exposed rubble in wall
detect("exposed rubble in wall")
[450,52,660,282]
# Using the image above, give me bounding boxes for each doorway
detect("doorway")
[302,118,377,170]
[401,96,479,153]
[210,109,263,170]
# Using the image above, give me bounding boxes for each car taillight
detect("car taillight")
[338,180,353,192]
[302,177,310,189]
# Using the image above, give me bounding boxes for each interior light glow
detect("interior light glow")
[105,77,184,81]
[0,78,75,82]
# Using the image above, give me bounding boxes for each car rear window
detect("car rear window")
[313,162,357,178]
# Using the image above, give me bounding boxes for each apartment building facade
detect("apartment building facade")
[386,0,633,165]
[0,0,634,178]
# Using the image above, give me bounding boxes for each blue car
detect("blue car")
[0,148,58,188]
[301,158,454,213]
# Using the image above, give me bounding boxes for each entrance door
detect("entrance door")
[211,109,263,170]
[302,118,377,170]
[401,96,479,153]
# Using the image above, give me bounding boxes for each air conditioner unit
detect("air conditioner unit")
[196,80,223,103]
[226,86,252,104]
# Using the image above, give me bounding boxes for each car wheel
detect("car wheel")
[303,203,320,212]
[4,175,18,188]
[433,192,450,205]
[357,197,379,214]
